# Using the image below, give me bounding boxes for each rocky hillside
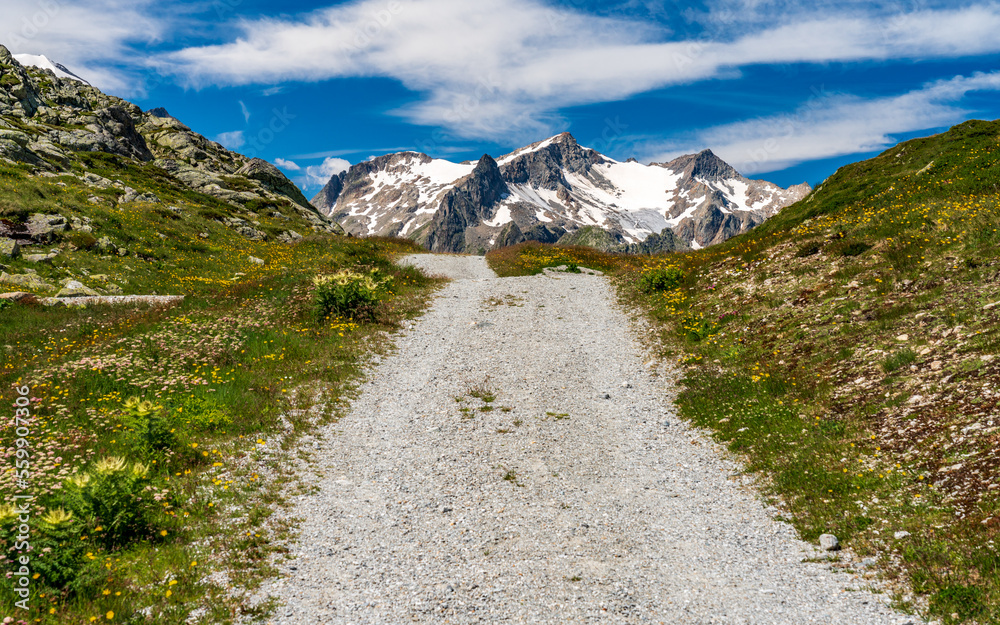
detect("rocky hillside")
[0,45,337,237]
[312,132,810,254]
[0,44,348,301]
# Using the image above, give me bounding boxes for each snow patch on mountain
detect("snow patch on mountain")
[13,54,89,84]
[312,133,811,254]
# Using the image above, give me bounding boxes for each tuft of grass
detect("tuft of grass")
[882,348,918,373]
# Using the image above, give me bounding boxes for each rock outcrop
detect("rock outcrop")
[0,45,338,236]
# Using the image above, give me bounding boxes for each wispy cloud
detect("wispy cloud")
[3,0,170,93]
[239,100,251,122]
[642,71,1000,176]
[158,1,1000,141]
[291,146,413,160]
[214,130,246,150]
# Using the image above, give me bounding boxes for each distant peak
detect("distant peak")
[661,149,742,182]
[147,107,175,119]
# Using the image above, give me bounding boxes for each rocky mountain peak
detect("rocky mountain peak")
[147,107,175,119]
[462,154,507,208]
[660,149,743,182]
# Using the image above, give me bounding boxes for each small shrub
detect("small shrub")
[313,269,392,321]
[68,231,98,250]
[0,506,90,593]
[63,458,158,547]
[882,348,917,373]
[795,241,823,257]
[638,266,685,293]
[837,240,873,257]
[564,263,582,273]
[120,397,177,457]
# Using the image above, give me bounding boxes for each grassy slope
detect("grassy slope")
[0,156,439,623]
[488,119,1000,625]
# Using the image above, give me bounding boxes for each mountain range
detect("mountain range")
[2,47,807,256]
[312,134,811,254]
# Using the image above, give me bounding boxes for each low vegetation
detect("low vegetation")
[0,156,439,623]
[487,119,1000,624]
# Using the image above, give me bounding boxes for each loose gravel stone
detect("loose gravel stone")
[820,534,841,552]
[262,255,913,625]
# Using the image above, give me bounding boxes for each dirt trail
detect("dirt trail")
[262,255,912,625]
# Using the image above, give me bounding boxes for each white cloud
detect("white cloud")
[157,1,1000,141]
[4,0,169,94]
[300,157,351,189]
[275,157,301,171]
[239,100,251,122]
[642,71,1000,176]
[214,130,246,150]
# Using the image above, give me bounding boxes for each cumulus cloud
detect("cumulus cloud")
[642,71,1000,175]
[299,157,351,189]
[275,157,301,171]
[214,130,246,150]
[157,0,1000,140]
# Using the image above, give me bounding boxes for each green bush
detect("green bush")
[313,269,392,321]
[0,506,91,593]
[63,457,158,548]
[795,241,823,257]
[120,397,177,457]
[638,266,685,293]
[68,231,98,250]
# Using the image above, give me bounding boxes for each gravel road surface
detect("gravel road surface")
[263,254,913,624]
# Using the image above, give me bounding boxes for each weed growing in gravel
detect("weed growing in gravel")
[501,469,523,487]
[542,412,570,421]
[467,377,496,403]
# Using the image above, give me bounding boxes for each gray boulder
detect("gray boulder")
[27,213,68,242]
[55,279,100,298]
[235,158,314,208]
[0,272,54,291]
[0,237,20,258]
[819,534,841,552]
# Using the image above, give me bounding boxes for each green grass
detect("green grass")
[0,152,441,623]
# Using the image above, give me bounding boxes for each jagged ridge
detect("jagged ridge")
[312,132,810,254]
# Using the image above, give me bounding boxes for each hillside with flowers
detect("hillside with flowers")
[0,46,441,624]
[488,118,1000,624]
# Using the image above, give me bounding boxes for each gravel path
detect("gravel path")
[264,255,913,624]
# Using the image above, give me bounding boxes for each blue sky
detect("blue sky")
[6,0,1000,192]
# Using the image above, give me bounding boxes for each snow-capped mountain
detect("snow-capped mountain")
[12,54,89,85]
[312,133,811,254]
